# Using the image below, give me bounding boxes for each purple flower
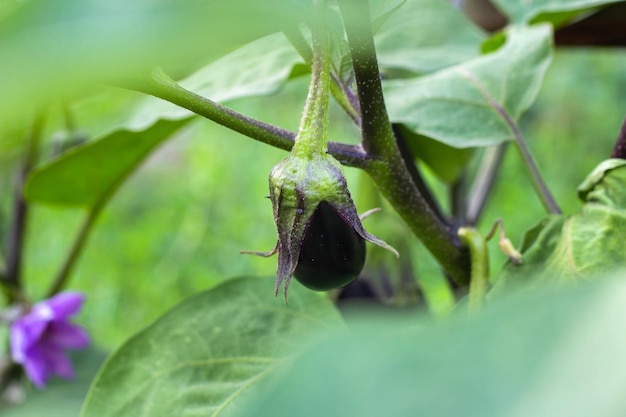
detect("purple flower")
[10,292,90,388]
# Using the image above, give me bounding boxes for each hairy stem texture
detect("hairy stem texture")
[339,0,470,285]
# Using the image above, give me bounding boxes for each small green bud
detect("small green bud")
[266,152,398,302]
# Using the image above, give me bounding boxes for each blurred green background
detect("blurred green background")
[5,47,626,350]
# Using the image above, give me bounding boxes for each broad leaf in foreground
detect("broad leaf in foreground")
[69,33,305,142]
[384,24,553,148]
[243,276,626,417]
[80,277,343,417]
[24,33,305,209]
[0,0,305,132]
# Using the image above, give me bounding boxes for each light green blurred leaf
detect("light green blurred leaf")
[384,24,553,148]
[0,0,306,132]
[80,277,344,417]
[243,276,626,417]
[492,0,624,24]
[68,33,305,141]
[375,0,486,74]
[25,33,304,209]
[2,349,106,417]
[493,159,626,293]
[24,119,189,208]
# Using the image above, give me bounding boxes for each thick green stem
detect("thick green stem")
[291,1,331,158]
[339,0,470,285]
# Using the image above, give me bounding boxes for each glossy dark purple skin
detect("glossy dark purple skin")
[294,201,366,291]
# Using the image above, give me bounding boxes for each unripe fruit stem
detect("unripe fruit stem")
[291,0,331,159]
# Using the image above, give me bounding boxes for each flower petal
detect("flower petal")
[41,347,75,380]
[46,321,90,349]
[21,346,50,389]
[40,292,85,320]
[10,316,48,362]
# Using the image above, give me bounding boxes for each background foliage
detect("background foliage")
[1,0,625,415]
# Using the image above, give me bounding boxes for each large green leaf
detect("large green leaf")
[80,277,344,417]
[0,0,306,132]
[384,24,553,148]
[242,276,626,417]
[375,0,486,75]
[493,159,626,294]
[23,32,304,209]
[2,349,106,417]
[24,118,188,208]
[492,0,624,24]
[68,32,304,141]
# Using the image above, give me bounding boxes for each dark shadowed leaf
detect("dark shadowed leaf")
[80,277,344,417]
[400,127,475,184]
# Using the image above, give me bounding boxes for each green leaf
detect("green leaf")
[69,33,304,141]
[493,159,626,293]
[492,0,624,24]
[384,24,553,148]
[577,158,626,207]
[375,0,487,75]
[25,118,188,208]
[400,127,475,184]
[2,349,106,417]
[242,277,626,417]
[0,0,306,133]
[80,277,344,417]
[489,215,567,295]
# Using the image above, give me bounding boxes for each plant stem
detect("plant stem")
[393,125,446,224]
[466,143,508,225]
[283,26,362,126]
[508,119,561,214]
[450,173,468,224]
[133,69,368,168]
[610,115,626,159]
[46,206,101,298]
[338,0,470,285]
[458,68,561,215]
[457,227,489,314]
[291,0,331,158]
[3,114,44,294]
